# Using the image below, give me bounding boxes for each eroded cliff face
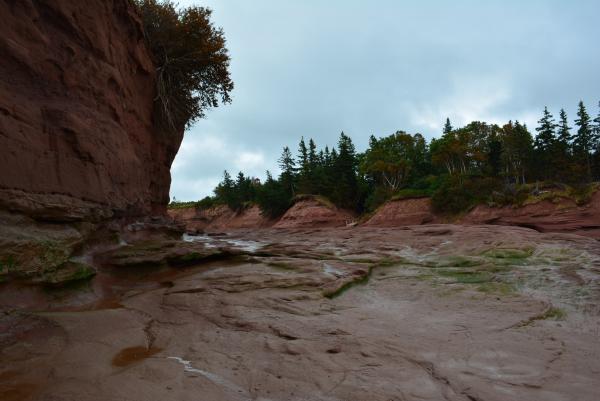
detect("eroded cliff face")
[0,0,184,282]
[0,0,182,221]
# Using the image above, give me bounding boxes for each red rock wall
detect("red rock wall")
[364,193,600,239]
[363,197,436,227]
[0,0,183,221]
[169,205,275,232]
[273,199,355,229]
[460,191,600,239]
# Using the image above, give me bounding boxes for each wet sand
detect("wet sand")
[1,225,599,400]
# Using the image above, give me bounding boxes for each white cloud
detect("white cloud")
[407,74,512,136]
[170,133,275,200]
[234,151,265,171]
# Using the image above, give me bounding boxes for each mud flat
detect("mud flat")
[1,225,600,401]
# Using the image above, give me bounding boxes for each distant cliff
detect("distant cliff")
[0,0,184,222]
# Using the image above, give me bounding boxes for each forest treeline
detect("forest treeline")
[173,101,600,216]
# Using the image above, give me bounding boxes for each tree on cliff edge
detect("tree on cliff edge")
[135,0,234,133]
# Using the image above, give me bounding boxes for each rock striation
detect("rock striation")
[169,204,274,233]
[460,191,600,239]
[363,197,436,227]
[0,0,185,281]
[271,197,355,229]
[0,0,182,221]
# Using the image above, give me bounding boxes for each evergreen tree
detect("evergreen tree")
[573,101,593,181]
[308,139,318,171]
[556,109,572,148]
[278,146,296,196]
[594,101,600,136]
[256,170,291,218]
[214,170,240,209]
[297,137,308,174]
[297,137,310,193]
[534,106,557,179]
[535,107,557,151]
[331,132,358,209]
[306,138,319,193]
[554,109,573,181]
[443,118,453,135]
[593,101,600,180]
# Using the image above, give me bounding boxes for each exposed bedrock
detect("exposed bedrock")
[0,0,182,220]
[0,0,186,280]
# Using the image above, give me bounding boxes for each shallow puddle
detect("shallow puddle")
[112,346,162,367]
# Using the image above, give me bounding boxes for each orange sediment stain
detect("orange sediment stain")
[111,346,162,367]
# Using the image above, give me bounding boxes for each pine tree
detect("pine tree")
[535,107,557,151]
[555,108,573,182]
[573,101,593,181]
[296,137,310,193]
[306,138,318,193]
[278,146,296,196]
[331,132,358,209]
[593,101,600,180]
[556,109,571,148]
[256,170,291,218]
[215,170,239,209]
[308,139,318,171]
[534,107,557,179]
[594,101,600,131]
[443,118,453,135]
[593,101,600,147]
[297,137,308,174]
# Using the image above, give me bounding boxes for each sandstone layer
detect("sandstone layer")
[0,0,181,220]
[461,190,600,239]
[364,192,600,239]
[1,225,599,400]
[169,204,274,233]
[274,198,355,228]
[363,197,436,226]
[0,0,188,282]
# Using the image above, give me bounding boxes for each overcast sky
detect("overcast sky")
[170,0,600,201]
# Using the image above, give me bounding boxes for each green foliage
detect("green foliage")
[573,101,594,181]
[213,170,258,211]
[390,188,432,201]
[168,196,219,210]
[431,175,501,215]
[135,0,233,133]
[256,171,292,218]
[534,107,558,179]
[180,101,598,218]
[361,132,428,192]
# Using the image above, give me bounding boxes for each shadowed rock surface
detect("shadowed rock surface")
[0,0,182,219]
[461,190,600,239]
[0,0,188,282]
[2,225,599,401]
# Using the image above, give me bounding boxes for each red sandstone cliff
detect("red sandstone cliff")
[169,204,274,232]
[363,197,437,227]
[460,191,600,239]
[364,192,600,239]
[0,0,182,222]
[169,197,356,232]
[0,0,186,283]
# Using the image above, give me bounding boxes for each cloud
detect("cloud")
[170,0,600,201]
[170,132,275,200]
